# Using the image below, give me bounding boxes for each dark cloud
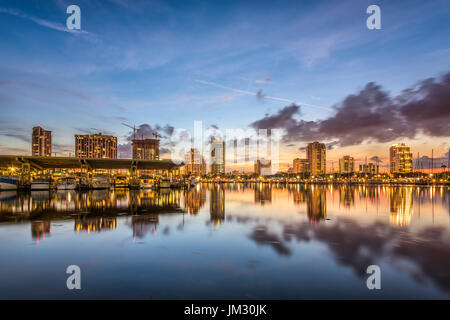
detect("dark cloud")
[370,156,382,163]
[53,143,74,155]
[118,123,175,158]
[326,140,339,150]
[249,225,291,256]
[256,89,264,100]
[0,123,30,144]
[414,155,449,169]
[251,73,450,147]
[0,133,30,143]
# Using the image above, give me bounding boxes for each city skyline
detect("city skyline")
[0,0,449,171]
[17,123,450,174]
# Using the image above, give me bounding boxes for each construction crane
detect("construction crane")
[122,123,136,140]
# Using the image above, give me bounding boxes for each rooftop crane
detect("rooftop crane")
[122,123,136,140]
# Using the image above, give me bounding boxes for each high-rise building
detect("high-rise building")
[306,141,326,175]
[75,133,117,159]
[339,156,354,174]
[254,159,272,175]
[184,148,206,176]
[132,138,159,160]
[359,163,379,175]
[293,158,310,174]
[390,143,412,174]
[210,138,225,174]
[32,126,52,157]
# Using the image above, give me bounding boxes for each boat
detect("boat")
[90,174,111,189]
[0,176,19,191]
[139,176,155,189]
[159,178,171,188]
[31,176,53,190]
[56,177,78,190]
[114,175,129,188]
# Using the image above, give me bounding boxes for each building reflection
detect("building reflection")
[289,185,327,223]
[31,221,51,242]
[290,184,308,205]
[339,185,355,208]
[306,186,327,223]
[184,186,206,214]
[254,183,272,205]
[360,185,380,202]
[0,189,182,218]
[210,186,225,226]
[74,217,117,233]
[390,187,414,226]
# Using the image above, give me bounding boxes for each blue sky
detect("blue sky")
[0,0,449,164]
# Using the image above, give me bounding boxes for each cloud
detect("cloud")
[326,141,339,150]
[0,80,110,109]
[414,155,449,169]
[249,225,291,256]
[0,133,30,143]
[251,72,450,147]
[195,79,329,110]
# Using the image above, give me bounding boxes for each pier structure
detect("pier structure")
[0,155,183,189]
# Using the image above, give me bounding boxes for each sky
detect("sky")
[0,0,449,171]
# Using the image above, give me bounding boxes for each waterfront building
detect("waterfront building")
[359,163,379,175]
[75,133,117,159]
[339,156,354,174]
[184,148,206,176]
[306,142,326,175]
[254,159,272,175]
[132,138,159,160]
[32,126,52,157]
[210,138,225,174]
[390,143,413,174]
[293,158,310,174]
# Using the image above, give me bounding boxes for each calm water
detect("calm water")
[0,184,449,299]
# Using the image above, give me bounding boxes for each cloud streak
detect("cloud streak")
[195,79,331,111]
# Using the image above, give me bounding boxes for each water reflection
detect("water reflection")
[254,184,272,205]
[75,217,117,233]
[0,184,449,299]
[128,215,158,239]
[210,186,225,226]
[0,189,184,219]
[30,220,51,242]
[184,186,206,215]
